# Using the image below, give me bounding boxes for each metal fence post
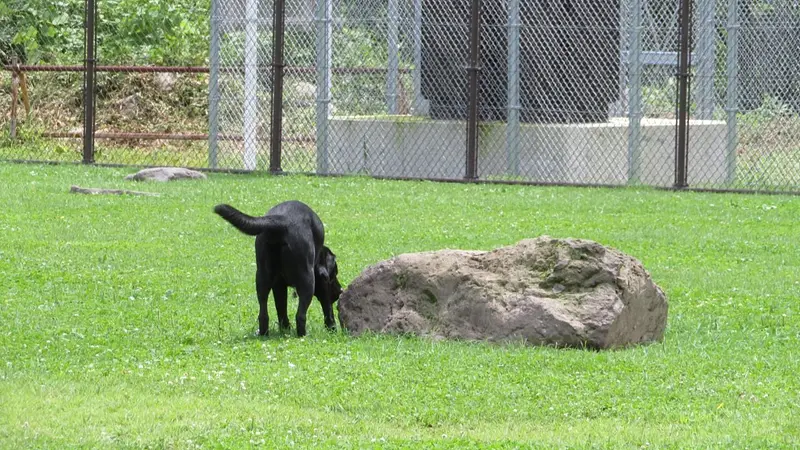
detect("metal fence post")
[724,0,740,185]
[675,0,693,188]
[506,0,520,176]
[83,0,97,164]
[387,0,400,115]
[315,0,332,174]
[697,0,717,119]
[243,0,259,170]
[10,58,18,140]
[627,0,643,183]
[270,0,286,173]
[411,0,428,115]
[465,0,482,180]
[208,0,221,169]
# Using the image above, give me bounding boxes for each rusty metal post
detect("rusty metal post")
[465,0,482,180]
[83,0,97,164]
[674,0,692,188]
[10,58,18,139]
[19,72,30,117]
[269,0,286,173]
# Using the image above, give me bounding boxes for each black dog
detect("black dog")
[214,200,342,337]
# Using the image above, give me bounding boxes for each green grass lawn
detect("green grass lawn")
[0,162,798,448]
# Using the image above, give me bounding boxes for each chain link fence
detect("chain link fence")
[1,0,211,168]
[688,0,800,191]
[212,0,693,185]
[2,0,800,192]
[1,0,86,163]
[89,0,210,168]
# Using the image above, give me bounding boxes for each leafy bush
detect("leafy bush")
[97,0,210,65]
[0,0,84,64]
[0,0,210,65]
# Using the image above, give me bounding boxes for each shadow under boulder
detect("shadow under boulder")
[338,236,667,349]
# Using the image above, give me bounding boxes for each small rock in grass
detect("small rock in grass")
[125,167,207,182]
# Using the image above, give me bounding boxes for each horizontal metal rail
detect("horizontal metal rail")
[2,65,411,74]
[39,131,314,143]
[42,132,240,141]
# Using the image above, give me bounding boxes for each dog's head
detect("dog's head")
[315,246,343,303]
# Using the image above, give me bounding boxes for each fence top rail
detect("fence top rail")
[2,64,409,74]
[2,65,210,73]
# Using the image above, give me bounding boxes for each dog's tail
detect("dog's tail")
[213,204,288,236]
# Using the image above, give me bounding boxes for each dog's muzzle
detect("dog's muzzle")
[330,278,343,301]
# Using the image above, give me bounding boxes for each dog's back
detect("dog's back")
[214,201,324,247]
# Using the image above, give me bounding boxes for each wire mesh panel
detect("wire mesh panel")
[212,0,707,186]
[287,0,685,184]
[319,0,471,179]
[689,0,800,192]
[212,0,274,170]
[280,0,323,172]
[87,68,211,168]
[300,0,662,182]
[478,0,617,183]
[211,0,800,190]
[0,0,85,163]
[89,0,211,168]
[629,0,686,185]
[475,0,685,185]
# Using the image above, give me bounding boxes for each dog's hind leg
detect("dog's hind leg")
[272,279,291,331]
[256,269,272,336]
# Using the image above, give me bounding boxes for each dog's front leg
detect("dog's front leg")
[256,270,271,336]
[320,297,336,330]
[295,283,314,337]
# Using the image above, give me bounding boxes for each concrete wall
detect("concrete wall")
[327,116,729,186]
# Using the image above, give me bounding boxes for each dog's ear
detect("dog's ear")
[326,253,338,278]
[317,246,338,279]
[316,264,329,280]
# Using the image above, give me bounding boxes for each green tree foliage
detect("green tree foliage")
[0,0,84,64]
[97,0,210,65]
[0,0,210,65]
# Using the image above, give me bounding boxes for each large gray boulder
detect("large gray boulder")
[338,236,668,349]
[125,167,206,182]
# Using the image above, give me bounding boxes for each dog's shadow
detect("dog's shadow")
[240,328,294,342]
[239,326,344,342]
